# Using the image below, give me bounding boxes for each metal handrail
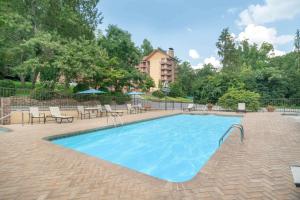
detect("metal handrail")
[0,113,12,124]
[219,124,244,146]
[106,113,123,127]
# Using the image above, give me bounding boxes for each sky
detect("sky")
[97,0,300,69]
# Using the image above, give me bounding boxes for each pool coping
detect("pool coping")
[43,112,244,184]
[44,112,244,141]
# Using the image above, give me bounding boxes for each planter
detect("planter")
[266,105,275,112]
[207,103,213,111]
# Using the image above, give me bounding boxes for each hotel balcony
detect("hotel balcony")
[160,59,172,65]
[161,76,172,81]
[161,65,172,71]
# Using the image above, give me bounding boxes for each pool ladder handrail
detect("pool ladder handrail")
[107,113,123,127]
[219,124,244,146]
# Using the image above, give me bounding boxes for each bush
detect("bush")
[152,90,165,98]
[0,80,16,97]
[98,95,113,105]
[218,88,260,111]
[113,92,131,105]
[169,82,184,97]
[73,82,89,93]
[30,88,56,100]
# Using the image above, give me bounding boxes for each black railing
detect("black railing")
[1,87,300,112]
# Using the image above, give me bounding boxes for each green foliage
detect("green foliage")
[169,82,185,97]
[141,39,153,56]
[30,88,55,100]
[216,28,239,71]
[98,95,113,105]
[0,80,16,97]
[218,89,260,111]
[113,92,131,105]
[152,90,165,98]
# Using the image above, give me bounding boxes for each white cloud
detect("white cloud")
[237,24,293,46]
[238,0,300,26]
[189,49,200,59]
[268,49,286,57]
[186,27,193,32]
[192,56,221,69]
[204,56,221,69]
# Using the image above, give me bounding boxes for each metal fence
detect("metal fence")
[1,87,300,112]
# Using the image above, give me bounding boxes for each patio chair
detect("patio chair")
[77,106,91,120]
[127,104,136,114]
[104,105,123,116]
[291,165,300,187]
[48,107,74,123]
[195,104,207,111]
[237,103,246,113]
[96,105,106,117]
[183,104,195,112]
[137,103,147,113]
[29,107,46,124]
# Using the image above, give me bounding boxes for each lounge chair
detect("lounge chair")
[77,106,91,119]
[104,105,123,116]
[183,104,195,112]
[137,103,147,113]
[237,103,246,113]
[195,104,207,111]
[96,105,106,117]
[291,165,300,187]
[127,104,136,114]
[29,107,46,124]
[48,107,74,123]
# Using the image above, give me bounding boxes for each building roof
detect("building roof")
[142,49,175,61]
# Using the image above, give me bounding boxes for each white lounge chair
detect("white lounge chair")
[96,105,106,117]
[77,106,91,119]
[291,165,300,187]
[183,104,195,112]
[104,105,123,116]
[237,103,246,113]
[126,104,136,114]
[49,107,74,123]
[29,107,45,124]
[137,103,147,113]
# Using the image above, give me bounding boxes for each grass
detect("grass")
[143,95,193,103]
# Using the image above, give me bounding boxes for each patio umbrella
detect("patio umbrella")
[127,91,145,95]
[127,91,145,104]
[77,89,106,94]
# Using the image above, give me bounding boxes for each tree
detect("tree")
[176,61,195,96]
[216,28,239,71]
[295,29,300,71]
[98,25,141,70]
[141,39,153,56]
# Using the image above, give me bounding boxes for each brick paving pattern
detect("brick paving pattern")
[0,111,300,199]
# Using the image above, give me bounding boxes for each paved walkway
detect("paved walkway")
[0,111,300,199]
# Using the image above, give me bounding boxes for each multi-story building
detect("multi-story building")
[136,48,177,90]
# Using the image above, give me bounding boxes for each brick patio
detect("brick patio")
[0,111,300,199]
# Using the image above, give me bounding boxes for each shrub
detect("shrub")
[98,95,113,105]
[73,82,89,93]
[169,82,184,97]
[0,80,16,97]
[30,88,56,100]
[152,90,165,98]
[218,88,260,111]
[113,92,131,105]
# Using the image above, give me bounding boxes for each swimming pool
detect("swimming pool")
[52,114,241,182]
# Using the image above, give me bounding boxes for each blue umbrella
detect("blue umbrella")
[127,91,145,95]
[77,89,106,94]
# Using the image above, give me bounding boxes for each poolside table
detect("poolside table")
[84,107,100,117]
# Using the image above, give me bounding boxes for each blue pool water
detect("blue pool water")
[52,114,241,182]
